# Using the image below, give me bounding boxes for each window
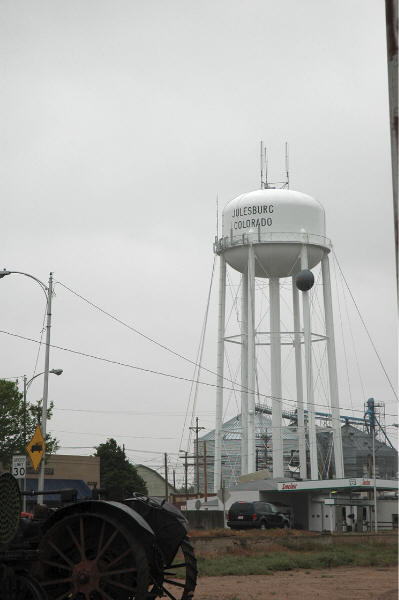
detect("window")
[231,503,253,514]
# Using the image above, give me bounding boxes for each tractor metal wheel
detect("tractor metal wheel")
[38,511,150,600]
[15,574,47,600]
[149,537,197,600]
[0,573,46,600]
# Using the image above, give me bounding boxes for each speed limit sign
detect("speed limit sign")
[12,455,26,479]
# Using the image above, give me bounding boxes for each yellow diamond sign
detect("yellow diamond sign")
[26,424,45,472]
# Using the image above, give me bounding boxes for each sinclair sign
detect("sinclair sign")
[277,478,396,492]
[281,482,298,490]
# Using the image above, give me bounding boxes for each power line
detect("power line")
[0,326,279,400]
[31,303,47,381]
[0,327,397,418]
[56,277,242,391]
[0,327,236,390]
[54,408,215,415]
[53,429,176,439]
[52,403,398,421]
[179,256,215,457]
[58,447,95,450]
[57,446,180,456]
[333,251,398,401]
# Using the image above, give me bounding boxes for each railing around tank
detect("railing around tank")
[214,231,331,254]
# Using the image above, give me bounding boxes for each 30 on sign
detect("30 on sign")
[12,455,26,479]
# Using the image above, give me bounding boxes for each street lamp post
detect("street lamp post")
[0,269,54,504]
[23,369,63,446]
[38,272,53,505]
[22,368,63,509]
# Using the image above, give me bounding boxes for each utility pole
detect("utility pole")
[372,430,377,532]
[184,452,188,498]
[173,469,176,491]
[365,398,378,532]
[203,441,208,503]
[189,417,205,495]
[23,376,27,449]
[164,453,168,502]
[22,375,27,512]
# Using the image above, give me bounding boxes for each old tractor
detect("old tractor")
[0,471,197,600]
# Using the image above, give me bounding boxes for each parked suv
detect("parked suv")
[227,501,290,530]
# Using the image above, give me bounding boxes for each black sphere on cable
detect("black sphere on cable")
[295,269,315,292]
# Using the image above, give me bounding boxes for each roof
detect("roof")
[135,464,176,494]
[341,424,397,455]
[200,413,272,441]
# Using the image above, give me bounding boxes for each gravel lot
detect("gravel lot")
[193,566,398,600]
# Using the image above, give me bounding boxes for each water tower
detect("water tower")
[213,147,344,490]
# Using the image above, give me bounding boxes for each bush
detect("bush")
[196,540,398,577]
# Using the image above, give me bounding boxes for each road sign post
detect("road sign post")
[12,454,27,512]
[12,454,26,479]
[26,425,45,473]
[26,424,46,507]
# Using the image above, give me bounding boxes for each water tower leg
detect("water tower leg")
[241,270,249,475]
[321,253,344,479]
[292,278,307,480]
[301,246,319,480]
[270,277,284,478]
[247,245,256,474]
[214,254,226,493]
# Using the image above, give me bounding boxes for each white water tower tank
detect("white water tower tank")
[221,189,329,278]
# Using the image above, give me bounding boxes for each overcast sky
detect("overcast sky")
[0,0,397,483]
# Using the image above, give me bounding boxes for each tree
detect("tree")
[0,378,58,469]
[95,438,148,499]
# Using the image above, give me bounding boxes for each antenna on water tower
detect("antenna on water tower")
[285,142,290,189]
[260,140,269,189]
[216,194,219,239]
[260,141,264,189]
[260,141,289,189]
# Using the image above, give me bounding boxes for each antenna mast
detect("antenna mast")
[260,140,269,189]
[285,142,289,188]
[260,141,288,189]
[260,141,264,189]
[216,194,219,239]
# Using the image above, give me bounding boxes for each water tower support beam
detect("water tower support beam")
[214,254,226,492]
[241,270,249,475]
[301,245,319,480]
[247,245,256,474]
[270,277,284,478]
[321,253,344,478]
[292,278,307,480]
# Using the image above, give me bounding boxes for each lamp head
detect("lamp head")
[50,369,63,376]
[0,269,11,279]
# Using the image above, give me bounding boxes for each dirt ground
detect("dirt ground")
[193,566,398,600]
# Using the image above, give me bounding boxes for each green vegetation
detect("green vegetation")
[0,378,58,468]
[196,539,398,577]
[95,438,147,498]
